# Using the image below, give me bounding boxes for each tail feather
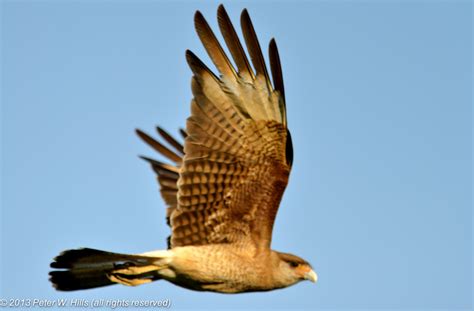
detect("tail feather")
[49,269,115,291]
[49,248,165,291]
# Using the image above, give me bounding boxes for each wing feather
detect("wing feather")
[179,128,188,139]
[156,126,184,155]
[194,11,237,80]
[136,129,182,164]
[240,9,271,90]
[269,38,285,102]
[217,5,254,81]
[269,38,287,126]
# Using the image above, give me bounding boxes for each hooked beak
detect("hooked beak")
[304,269,318,283]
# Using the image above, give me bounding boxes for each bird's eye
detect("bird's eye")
[289,262,299,268]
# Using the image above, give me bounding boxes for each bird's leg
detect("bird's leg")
[113,264,165,275]
[108,273,155,287]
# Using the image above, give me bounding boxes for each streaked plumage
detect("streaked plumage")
[50,5,317,293]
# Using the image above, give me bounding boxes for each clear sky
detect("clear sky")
[1,0,472,310]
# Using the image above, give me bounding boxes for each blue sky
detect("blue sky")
[1,0,472,310]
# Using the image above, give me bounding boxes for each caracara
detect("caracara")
[50,5,317,293]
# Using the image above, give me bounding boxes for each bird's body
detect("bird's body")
[49,5,317,293]
[151,245,304,293]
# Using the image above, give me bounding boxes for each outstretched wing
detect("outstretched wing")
[174,5,292,249]
[138,5,292,250]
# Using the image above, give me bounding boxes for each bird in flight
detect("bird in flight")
[50,5,317,293]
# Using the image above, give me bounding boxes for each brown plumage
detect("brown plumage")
[49,5,317,293]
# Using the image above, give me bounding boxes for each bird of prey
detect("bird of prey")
[49,5,317,293]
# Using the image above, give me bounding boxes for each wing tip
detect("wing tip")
[138,155,156,164]
[135,128,147,139]
[194,10,206,29]
[269,37,276,47]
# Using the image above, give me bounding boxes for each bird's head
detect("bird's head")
[274,251,317,286]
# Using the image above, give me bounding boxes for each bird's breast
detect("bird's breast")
[165,244,276,293]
